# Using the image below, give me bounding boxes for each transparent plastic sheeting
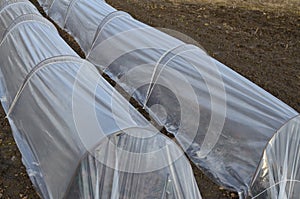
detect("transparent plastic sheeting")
[0,1,202,199]
[38,0,300,197]
[251,115,300,199]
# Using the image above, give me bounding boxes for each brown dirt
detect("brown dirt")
[0,0,299,199]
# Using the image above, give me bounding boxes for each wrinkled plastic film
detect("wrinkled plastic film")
[65,131,201,199]
[0,1,202,198]
[251,115,300,199]
[38,0,300,197]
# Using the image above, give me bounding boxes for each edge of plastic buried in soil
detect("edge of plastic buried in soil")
[71,27,227,174]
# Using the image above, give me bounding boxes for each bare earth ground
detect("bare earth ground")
[0,0,299,198]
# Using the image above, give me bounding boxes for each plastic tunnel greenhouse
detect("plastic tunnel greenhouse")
[37,0,300,198]
[0,1,203,198]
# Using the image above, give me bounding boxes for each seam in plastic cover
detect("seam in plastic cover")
[87,10,131,56]
[63,0,78,27]
[0,13,56,45]
[7,55,82,116]
[47,0,56,13]
[144,44,199,107]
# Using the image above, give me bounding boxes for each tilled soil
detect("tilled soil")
[0,0,299,199]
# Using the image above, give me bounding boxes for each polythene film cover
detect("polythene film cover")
[0,1,202,198]
[251,115,300,199]
[38,0,300,197]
